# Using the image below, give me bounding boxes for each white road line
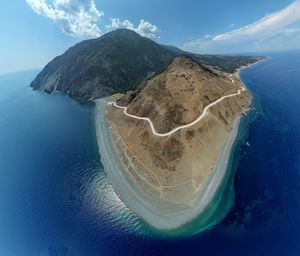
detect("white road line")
[229,74,235,84]
[108,76,244,137]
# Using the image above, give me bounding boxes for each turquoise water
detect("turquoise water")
[1,51,300,255]
[96,97,244,236]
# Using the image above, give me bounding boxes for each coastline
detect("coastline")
[170,58,267,235]
[95,98,243,235]
[234,57,270,80]
[94,59,265,235]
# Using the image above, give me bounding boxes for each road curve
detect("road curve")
[108,77,244,137]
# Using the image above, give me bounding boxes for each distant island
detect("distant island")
[30,29,265,233]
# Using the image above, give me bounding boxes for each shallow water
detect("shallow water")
[1,51,300,255]
[96,96,244,235]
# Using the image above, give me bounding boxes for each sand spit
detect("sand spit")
[95,99,241,230]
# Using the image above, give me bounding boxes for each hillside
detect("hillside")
[117,56,242,133]
[30,29,263,102]
[96,56,252,229]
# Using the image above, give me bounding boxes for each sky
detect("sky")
[0,0,300,74]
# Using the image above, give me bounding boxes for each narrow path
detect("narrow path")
[108,76,244,137]
[229,74,235,84]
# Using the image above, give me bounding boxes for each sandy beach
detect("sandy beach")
[95,98,242,231]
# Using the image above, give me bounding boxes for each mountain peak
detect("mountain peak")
[30,29,264,102]
[101,28,145,40]
[30,29,176,101]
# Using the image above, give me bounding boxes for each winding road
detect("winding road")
[108,76,244,137]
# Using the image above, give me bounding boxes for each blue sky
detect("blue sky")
[0,0,299,74]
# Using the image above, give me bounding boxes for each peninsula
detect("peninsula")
[29,29,264,233]
[96,56,252,231]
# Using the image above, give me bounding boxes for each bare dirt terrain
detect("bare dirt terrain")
[106,56,251,204]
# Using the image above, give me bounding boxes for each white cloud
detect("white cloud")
[213,0,300,41]
[283,27,300,35]
[26,0,160,39]
[26,0,103,38]
[106,18,160,39]
[184,0,300,53]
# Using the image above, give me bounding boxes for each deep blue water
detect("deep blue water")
[1,51,300,255]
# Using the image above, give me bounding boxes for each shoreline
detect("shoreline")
[168,59,267,235]
[234,57,270,80]
[94,59,265,235]
[95,98,243,234]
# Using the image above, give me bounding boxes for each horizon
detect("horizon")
[1,0,300,74]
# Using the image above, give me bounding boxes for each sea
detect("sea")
[0,51,300,256]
